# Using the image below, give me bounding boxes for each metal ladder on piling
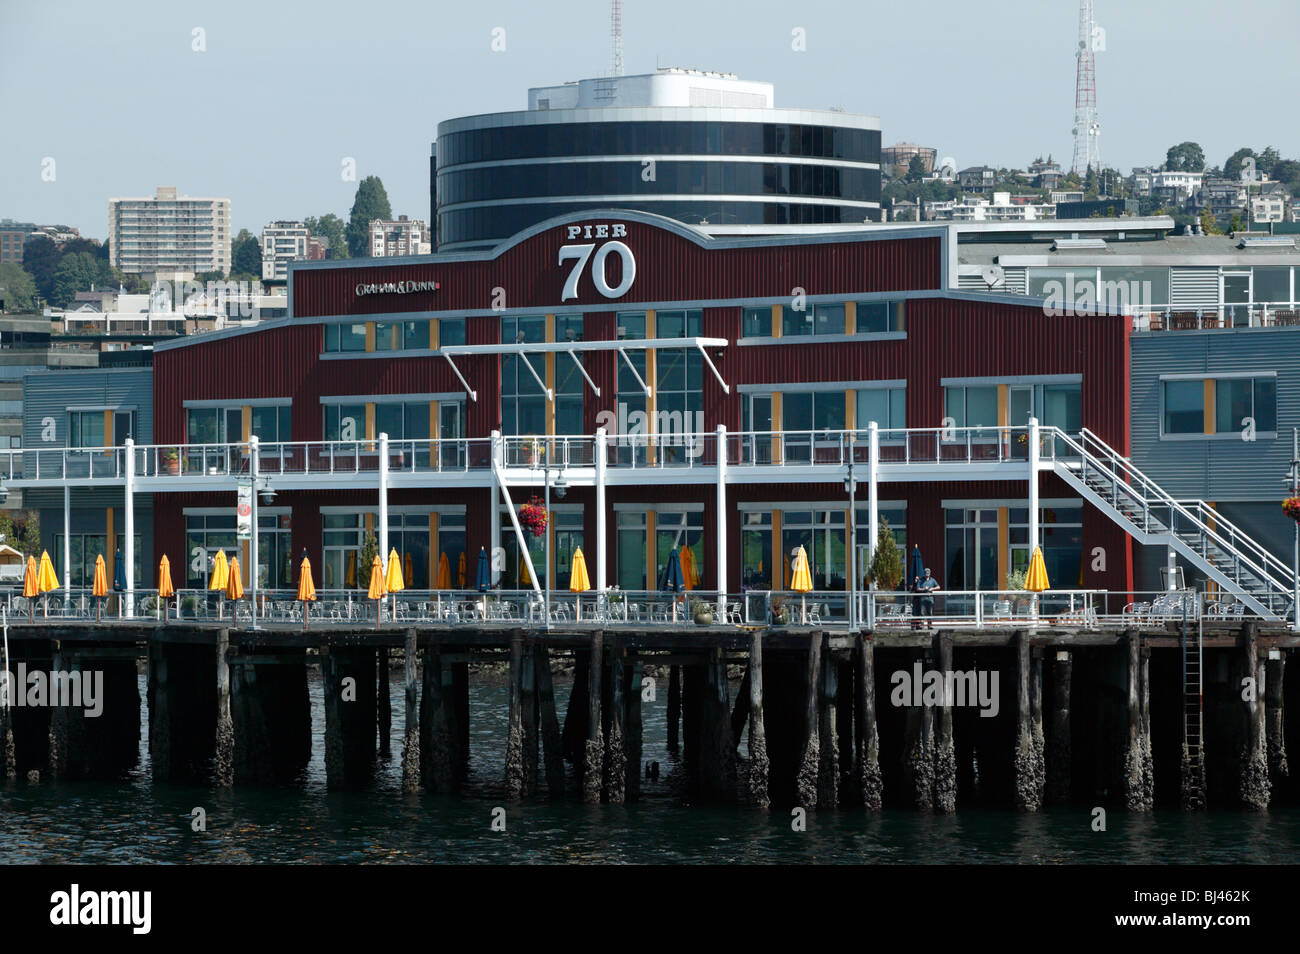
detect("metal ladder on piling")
[1181,599,1205,807]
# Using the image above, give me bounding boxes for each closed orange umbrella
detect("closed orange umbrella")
[437,552,451,589]
[679,545,698,591]
[92,554,108,622]
[22,555,37,621]
[226,556,244,600]
[457,551,466,588]
[158,555,175,621]
[368,554,386,629]
[297,552,316,629]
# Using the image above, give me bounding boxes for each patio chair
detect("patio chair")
[727,601,744,625]
[992,599,1012,618]
[1122,601,1150,624]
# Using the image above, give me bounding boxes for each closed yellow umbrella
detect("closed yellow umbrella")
[520,554,531,587]
[92,554,108,622]
[297,553,316,630]
[570,546,591,620]
[790,545,813,624]
[367,554,386,628]
[22,555,37,621]
[37,550,58,619]
[385,548,405,593]
[226,556,244,600]
[208,549,229,591]
[437,552,451,589]
[679,545,697,591]
[158,555,175,621]
[1025,546,1050,593]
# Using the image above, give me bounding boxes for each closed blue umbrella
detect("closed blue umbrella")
[661,548,686,593]
[476,547,491,592]
[113,549,126,592]
[909,545,924,591]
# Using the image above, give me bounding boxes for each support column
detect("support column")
[401,629,420,794]
[933,632,957,814]
[583,631,604,804]
[901,646,935,812]
[522,639,538,796]
[1026,417,1039,558]
[605,637,626,804]
[249,435,259,627]
[420,645,454,792]
[47,646,68,778]
[867,420,879,568]
[856,635,883,810]
[535,645,565,796]
[1014,631,1045,812]
[147,641,171,782]
[715,425,727,617]
[215,629,233,788]
[124,437,134,614]
[63,485,71,600]
[795,632,821,809]
[1047,650,1073,804]
[747,630,770,808]
[595,427,607,593]
[377,431,390,572]
[505,630,525,799]
[0,694,14,781]
[1266,651,1288,790]
[1240,628,1270,811]
[490,430,502,586]
[817,636,839,808]
[377,645,391,758]
[667,665,681,753]
[625,653,643,801]
[700,646,737,803]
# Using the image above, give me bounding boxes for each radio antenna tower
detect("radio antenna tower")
[1071,0,1102,176]
[610,0,624,77]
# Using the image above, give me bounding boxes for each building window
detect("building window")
[554,314,585,435]
[435,513,467,589]
[324,322,367,353]
[375,401,431,442]
[1215,377,1276,434]
[783,391,845,433]
[250,405,291,443]
[184,513,239,588]
[854,505,906,586]
[186,407,240,444]
[742,307,770,337]
[655,314,704,443]
[616,511,647,591]
[1162,380,1204,434]
[322,513,364,589]
[855,388,906,431]
[944,386,999,428]
[68,411,106,448]
[1253,267,1291,304]
[813,303,846,335]
[781,304,814,336]
[374,320,431,351]
[741,512,772,589]
[856,300,906,334]
[323,403,366,442]
[781,509,846,590]
[654,511,703,590]
[553,511,584,590]
[501,315,546,436]
[437,317,466,348]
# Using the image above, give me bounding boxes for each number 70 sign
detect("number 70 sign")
[558,226,636,301]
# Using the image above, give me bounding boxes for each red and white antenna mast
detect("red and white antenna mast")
[1071,0,1102,176]
[611,0,624,77]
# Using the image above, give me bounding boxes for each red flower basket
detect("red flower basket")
[1283,497,1300,523]
[519,497,549,538]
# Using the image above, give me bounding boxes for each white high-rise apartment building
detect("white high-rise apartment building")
[108,186,231,278]
[370,216,431,257]
[261,220,310,281]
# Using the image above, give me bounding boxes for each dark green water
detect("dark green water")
[1,671,1298,864]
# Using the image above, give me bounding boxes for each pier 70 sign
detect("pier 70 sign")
[558,223,636,301]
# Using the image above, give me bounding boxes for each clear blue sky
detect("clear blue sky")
[2,0,1297,239]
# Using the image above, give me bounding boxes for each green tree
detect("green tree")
[866,520,903,591]
[345,176,392,258]
[60,237,103,259]
[357,528,379,590]
[230,229,262,279]
[1257,146,1280,177]
[906,155,926,182]
[51,252,115,307]
[1223,147,1255,181]
[305,213,349,260]
[1200,209,1220,234]
[1084,166,1099,197]
[1228,213,1243,233]
[19,512,40,555]
[0,263,40,312]
[1165,141,1205,172]
[21,235,60,302]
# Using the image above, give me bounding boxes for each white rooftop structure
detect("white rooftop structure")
[528,68,774,110]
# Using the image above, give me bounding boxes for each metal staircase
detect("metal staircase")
[1048,428,1294,621]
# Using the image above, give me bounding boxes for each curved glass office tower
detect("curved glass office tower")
[433,69,881,250]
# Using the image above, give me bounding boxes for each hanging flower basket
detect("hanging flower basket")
[519,496,549,537]
[1283,497,1300,523]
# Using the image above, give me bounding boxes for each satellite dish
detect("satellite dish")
[981,264,1005,288]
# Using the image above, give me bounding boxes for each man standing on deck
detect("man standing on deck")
[916,568,939,628]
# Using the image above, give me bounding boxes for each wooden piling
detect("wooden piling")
[817,636,839,808]
[147,641,171,782]
[0,702,13,781]
[583,631,604,804]
[795,632,821,809]
[855,635,883,811]
[522,640,539,797]
[605,637,627,804]
[901,646,935,812]
[505,630,525,799]
[747,630,770,809]
[667,664,681,753]
[1046,650,1072,804]
[1239,626,1270,811]
[933,632,957,814]
[534,644,565,797]
[401,630,420,794]
[420,645,454,792]
[1265,651,1288,790]
[215,629,234,789]
[1013,631,1044,812]
[700,646,738,803]
[731,666,751,749]
[376,645,391,758]
[321,650,345,788]
[625,653,643,801]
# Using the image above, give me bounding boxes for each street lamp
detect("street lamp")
[542,460,567,630]
[1285,427,1300,633]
